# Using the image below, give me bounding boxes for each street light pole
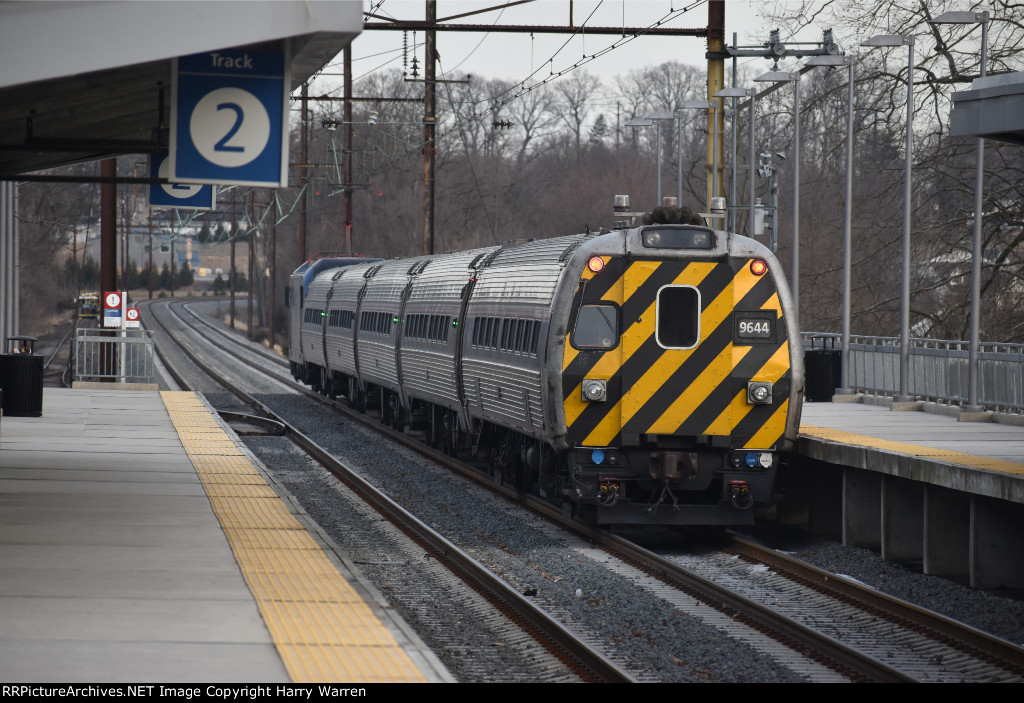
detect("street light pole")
[863,34,916,403]
[679,99,720,211]
[930,10,990,412]
[807,54,857,394]
[714,86,757,236]
[626,117,664,209]
[755,70,801,317]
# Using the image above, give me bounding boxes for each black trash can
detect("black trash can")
[804,334,842,402]
[0,336,43,417]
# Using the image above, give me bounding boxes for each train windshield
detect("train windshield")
[573,303,618,349]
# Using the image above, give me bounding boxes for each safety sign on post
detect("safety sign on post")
[102,291,122,329]
[149,153,216,210]
[125,308,141,329]
[170,48,290,188]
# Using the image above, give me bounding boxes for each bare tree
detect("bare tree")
[762,0,1024,340]
[552,71,602,157]
[505,81,558,163]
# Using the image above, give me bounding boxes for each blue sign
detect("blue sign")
[149,154,216,210]
[170,49,289,188]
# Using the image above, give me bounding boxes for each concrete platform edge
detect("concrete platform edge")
[189,392,456,684]
[796,434,1024,504]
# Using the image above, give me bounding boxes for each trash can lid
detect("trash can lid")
[7,335,38,342]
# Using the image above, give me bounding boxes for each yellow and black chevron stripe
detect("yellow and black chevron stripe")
[562,256,791,451]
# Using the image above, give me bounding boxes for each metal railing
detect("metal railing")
[73,328,155,384]
[802,332,1024,413]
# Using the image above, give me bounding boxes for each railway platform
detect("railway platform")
[790,399,1024,590]
[0,386,451,683]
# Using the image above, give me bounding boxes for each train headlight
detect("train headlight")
[582,379,607,402]
[747,381,773,404]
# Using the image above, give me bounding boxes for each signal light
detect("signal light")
[587,256,605,273]
[749,259,768,276]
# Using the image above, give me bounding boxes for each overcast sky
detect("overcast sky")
[313,1,830,93]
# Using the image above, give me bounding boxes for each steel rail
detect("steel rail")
[147,299,637,684]
[166,300,930,680]
[162,301,917,682]
[180,299,1024,681]
[725,535,1024,678]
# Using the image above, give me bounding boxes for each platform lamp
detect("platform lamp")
[862,33,916,403]
[754,71,801,321]
[625,117,660,209]
[930,10,990,412]
[678,99,720,211]
[806,54,856,395]
[714,86,757,237]
[647,110,677,207]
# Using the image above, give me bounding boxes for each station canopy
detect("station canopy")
[0,1,361,177]
[950,71,1024,147]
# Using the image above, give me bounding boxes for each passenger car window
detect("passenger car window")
[573,304,618,349]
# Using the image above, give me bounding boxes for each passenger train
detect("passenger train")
[287,203,803,526]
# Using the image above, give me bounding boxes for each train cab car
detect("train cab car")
[550,224,803,525]
[288,214,802,527]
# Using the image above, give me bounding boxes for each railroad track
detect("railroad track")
[145,298,636,684]
[151,299,1024,682]
[716,536,1024,682]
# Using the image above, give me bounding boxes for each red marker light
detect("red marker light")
[588,256,605,273]
[749,259,768,276]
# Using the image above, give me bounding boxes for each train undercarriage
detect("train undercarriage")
[295,362,778,527]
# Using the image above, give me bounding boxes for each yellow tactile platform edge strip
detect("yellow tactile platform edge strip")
[160,391,428,683]
[801,424,1024,476]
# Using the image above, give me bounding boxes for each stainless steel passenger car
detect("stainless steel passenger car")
[289,224,803,526]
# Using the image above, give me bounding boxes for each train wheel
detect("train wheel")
[445,423,459,457]
[391,399,405,431]
[488,448,503,486]
[429,406,443,449]
[379,389,392,426]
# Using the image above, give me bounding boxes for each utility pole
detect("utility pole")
[422,0,436,256]
[100,160,116,296]
[100,158,117,381]
[169,238,176,298]
[344,46,354,255]
[230,196,237,330]
[247,190,255,340]
[707,1,725,206]
[147,211,153,299]
[299,82,308,262]
[268,197,276,351]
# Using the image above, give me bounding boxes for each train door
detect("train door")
[619,259,735,440]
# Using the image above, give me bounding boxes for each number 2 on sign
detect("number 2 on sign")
[190,87,271,168]
[214,103,245,153]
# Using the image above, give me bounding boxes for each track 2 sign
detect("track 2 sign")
[170,49,289,188]
[149,154,215,210]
